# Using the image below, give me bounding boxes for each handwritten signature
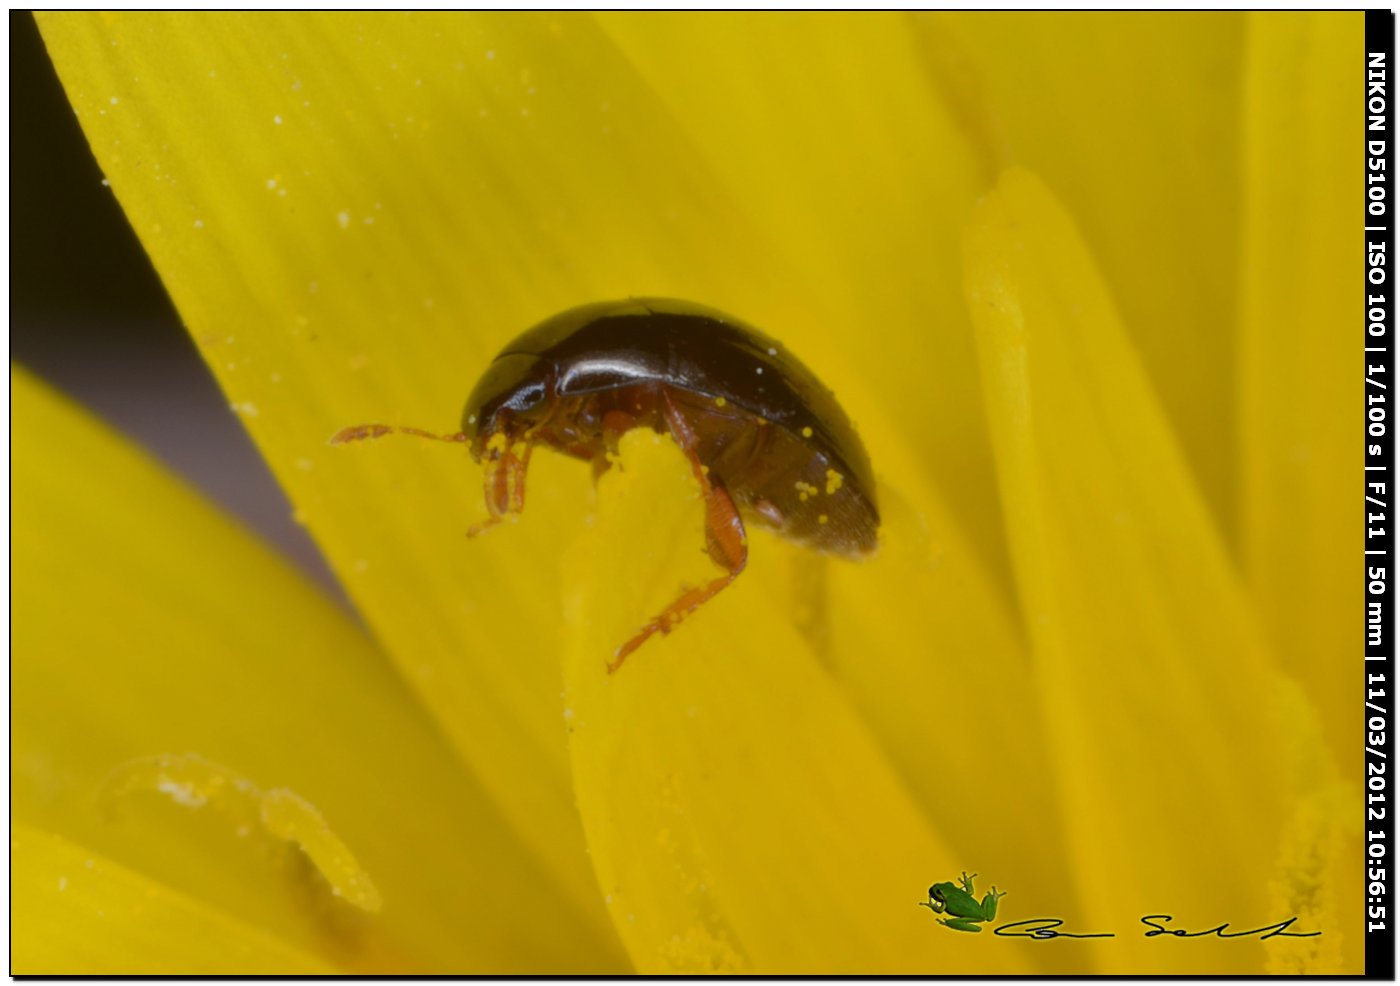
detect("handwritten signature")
[985,915,1320,941]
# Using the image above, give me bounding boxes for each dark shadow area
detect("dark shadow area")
[11,11,344,598]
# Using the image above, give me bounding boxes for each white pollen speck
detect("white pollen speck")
[362,216,375,225]
[352,559,369,574]
[309,280,319,294]
[100,178,110,187]
[58,877,68,892]
[563,707,574,720]
[193,219,204,229]
[85,859,94,869]
[230,402,260,418]
[486,49,496,60]
[291,79,302,91]
[415,79,422,86]
[278,188,288,197]
[269,372,282,383]
[767,347,777,355]
[337,211,350,229]
[295,457,314,472]
[467,414,477,424]
[755,367,763,374]
[109,96,119,105]
[266,178,278,190]
[156,777,207,807]
[455,62,465,71]
[273,114,283,125]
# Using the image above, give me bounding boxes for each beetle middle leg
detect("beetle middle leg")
[608,390,748,673]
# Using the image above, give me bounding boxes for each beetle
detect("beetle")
[333,298,878,671]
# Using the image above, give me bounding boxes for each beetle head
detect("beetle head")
[462,353,550,459]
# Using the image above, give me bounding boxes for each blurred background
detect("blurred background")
[12,11,339,594]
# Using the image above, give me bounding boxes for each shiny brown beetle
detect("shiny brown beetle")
[333,298,878,671]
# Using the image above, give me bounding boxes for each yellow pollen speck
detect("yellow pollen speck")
[825,469,844,494]
[510,440,529,458]
[801,426,813,438]
[701,465,710,475]
[714,396,727,408]
[819,514,829,524]
[486,432,508,453]
[756,416,768,426]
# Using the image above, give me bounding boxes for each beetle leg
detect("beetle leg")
[608,480,747,672]
[608,391,749,673]
[468,437,532,538]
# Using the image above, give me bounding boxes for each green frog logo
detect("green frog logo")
[920,871,1006,933]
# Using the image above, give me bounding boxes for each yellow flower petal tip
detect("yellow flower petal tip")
[963,168,1307,972]
[559,432,1029,974]
[100,754,382,915]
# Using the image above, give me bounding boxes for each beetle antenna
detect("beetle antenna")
[330,423,468,445]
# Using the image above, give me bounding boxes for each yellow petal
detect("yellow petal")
[966,170,1297,972]
[822,475,1073,933]
[1237,17,1363,972]
[13,823,333,974]
[598,13,1006,576]
[12,366,619,972]
[920,12,1247,534]
[34,10,743,930]
[560,432,1034,974]
[537,22,1065,910]
[1239,11,1360,776]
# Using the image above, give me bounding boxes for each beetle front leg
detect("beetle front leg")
[469,435,532,537]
